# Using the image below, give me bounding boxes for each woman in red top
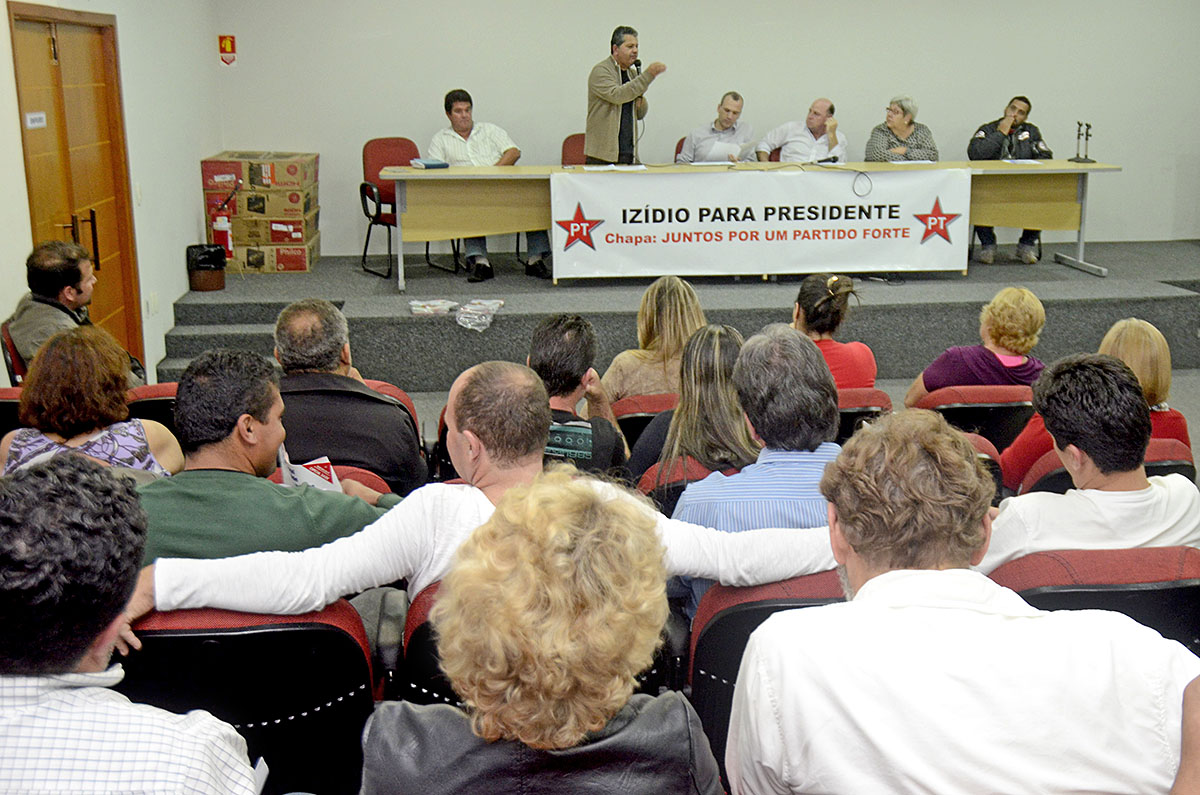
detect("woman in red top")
[791,273,876,389]
[1000,318,1191,491]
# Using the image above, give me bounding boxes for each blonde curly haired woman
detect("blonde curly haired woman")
[360,468,723,794]
[905,286,1046,407]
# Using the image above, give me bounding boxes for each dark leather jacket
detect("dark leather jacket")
[360,692,724,794]
[967,119,1053,160]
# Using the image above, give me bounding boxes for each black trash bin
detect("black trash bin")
[186,243,226,291]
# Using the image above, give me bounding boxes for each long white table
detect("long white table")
[379,160,1120,290]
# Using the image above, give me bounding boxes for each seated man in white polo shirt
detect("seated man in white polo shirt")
[727,409,1200,794]
[980,353,1200,573]
[428,89,551,282]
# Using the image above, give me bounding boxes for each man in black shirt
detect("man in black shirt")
[967,95,1053,265]
[528,314,629,478]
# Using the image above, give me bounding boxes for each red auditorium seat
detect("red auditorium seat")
[964,432,1004,504]
[1018,437,1195,495]
[611,392,679,449]
[0,386,21,437]
[688,571,844,784]
[637,455,738,516]
[915,384,1034,451]
[117,599,374,795]
[125,382,178,438]
[363,377,419,430]
[989,546,1200,655]
[1,321,26,385]
[835,387,892,444]
[268,464,392,494]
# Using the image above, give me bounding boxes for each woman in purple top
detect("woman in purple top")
[1,326,182,476]
[904,286,1046,407]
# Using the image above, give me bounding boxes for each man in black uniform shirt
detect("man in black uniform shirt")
[968,96,1053,265]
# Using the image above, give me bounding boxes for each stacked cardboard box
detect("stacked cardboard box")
[202,151,320,272]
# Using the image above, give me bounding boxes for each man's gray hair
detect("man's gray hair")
[732,324,838,451]
[274,298,349,373]
[610,25,637,49]
[721,91,743,105]
[890,95,918,119]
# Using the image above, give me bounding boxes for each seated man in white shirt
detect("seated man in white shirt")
[980,353,1200,573]
[727,409,1200,795]
[428,89,552,282]
[120,361,835,632]
[0,456,255,794]
[676,91,756,163]
[755,97,846,163]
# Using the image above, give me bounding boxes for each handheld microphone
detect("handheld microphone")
[632,58,642,75]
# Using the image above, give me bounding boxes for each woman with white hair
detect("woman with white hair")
[865,95,939,161]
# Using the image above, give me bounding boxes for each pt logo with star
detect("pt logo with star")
[556,203,604,251]
[913,198,961,244]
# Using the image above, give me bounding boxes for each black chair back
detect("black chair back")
[116,604,374,795]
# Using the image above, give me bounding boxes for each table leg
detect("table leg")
[393,179,407,291]
[1052,173,1108,277]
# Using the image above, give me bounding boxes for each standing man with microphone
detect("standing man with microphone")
[585,26,665,165]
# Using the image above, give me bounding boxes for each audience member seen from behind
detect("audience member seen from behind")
[905,286,1045,407]
[628,324,759,488]
[1000,318,1191,491]
[530,314,630,477]
[359,468,723,795]
[791,273,876,389]
[274,298,427,495]
[864,95,939,162]
[726,410,1200,794]
[672,324,841,615]
[978,353,1200,573]
[0,326,182,476]
[0,457,255,793]
[602,275,706,401]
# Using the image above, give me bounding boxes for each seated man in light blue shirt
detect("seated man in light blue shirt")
[672,323,840,615]
[676,91,756,163]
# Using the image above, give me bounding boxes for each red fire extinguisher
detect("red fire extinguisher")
[211,178,242,260]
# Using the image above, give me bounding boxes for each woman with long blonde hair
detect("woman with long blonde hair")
[601,275,706,402]
[627,325,759,492]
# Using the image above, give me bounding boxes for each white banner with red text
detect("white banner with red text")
[550,168,971,278]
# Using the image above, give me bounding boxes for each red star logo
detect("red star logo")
[556,203,604,251]
[913,198,961,244]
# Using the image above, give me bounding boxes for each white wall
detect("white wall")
[0,0,222,386]
[213,0,1200,256]
[2,0,1198,385]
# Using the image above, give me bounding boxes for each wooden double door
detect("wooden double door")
[9,2,142,358]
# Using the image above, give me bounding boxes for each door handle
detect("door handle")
[56,214,80,244]
[78,208,100,270]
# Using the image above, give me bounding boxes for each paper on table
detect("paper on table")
[1003,159,1043,165]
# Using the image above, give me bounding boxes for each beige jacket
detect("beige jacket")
[585,56,654,163]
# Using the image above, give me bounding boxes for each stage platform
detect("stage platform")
[162,240,1200,401]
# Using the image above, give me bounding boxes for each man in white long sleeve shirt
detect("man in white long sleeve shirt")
[726,409,1200,795]
[122,361,835,624]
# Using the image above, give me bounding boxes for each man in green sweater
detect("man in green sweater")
[138,349,401,564]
